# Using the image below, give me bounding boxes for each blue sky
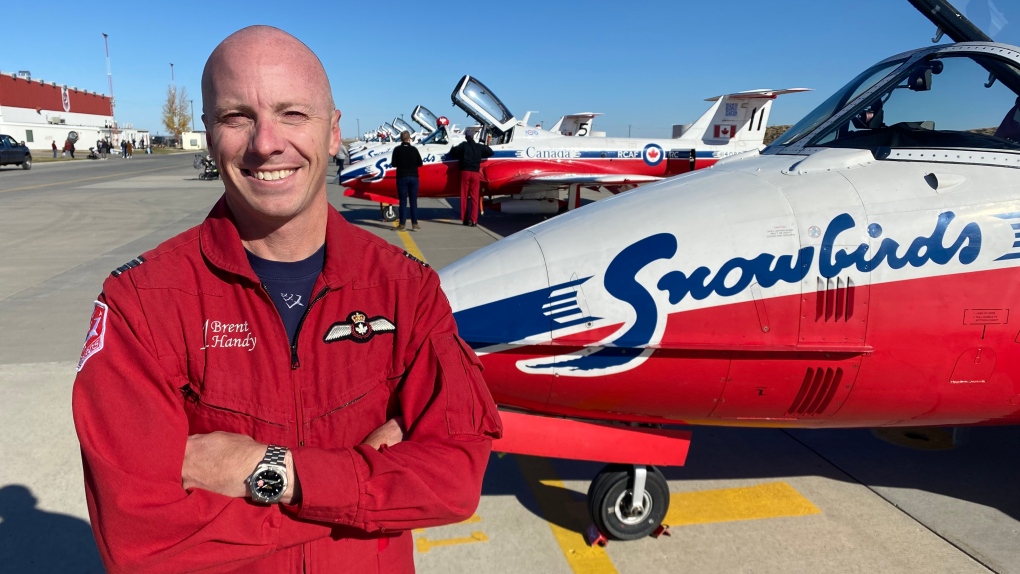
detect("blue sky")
[6,0,1016,138]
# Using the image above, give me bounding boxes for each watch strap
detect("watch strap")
[261,444,288,467]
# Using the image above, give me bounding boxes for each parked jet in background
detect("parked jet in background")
[438,0,1020,543]
[341,75,807,218]
[348,121,405,160]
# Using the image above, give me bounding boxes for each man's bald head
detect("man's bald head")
[198,25,342,242]
[201,26,334,114]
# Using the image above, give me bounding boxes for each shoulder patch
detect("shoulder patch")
[77,301,109,372]
[403,251,430,268]
[111,256,145,277]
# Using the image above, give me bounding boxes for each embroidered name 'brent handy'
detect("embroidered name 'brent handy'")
[201,319,257,351]
[324,311,396,344]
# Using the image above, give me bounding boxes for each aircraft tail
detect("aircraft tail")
[677,89,810,147]
[550,113,602,137]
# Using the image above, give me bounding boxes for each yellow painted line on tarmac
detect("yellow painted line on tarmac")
[0,165,183,194]
[515,456,619,574]
[415,531,488,553]
[664,481,820,527]
[393,222,427,263]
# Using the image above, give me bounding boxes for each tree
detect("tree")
[161,85,191,144]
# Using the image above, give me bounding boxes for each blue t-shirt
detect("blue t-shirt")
[246,245,326,345]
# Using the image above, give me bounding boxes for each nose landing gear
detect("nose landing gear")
[587,464,669,541]
[380,204,398,222]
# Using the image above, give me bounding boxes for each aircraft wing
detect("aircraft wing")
[523,173,663,185]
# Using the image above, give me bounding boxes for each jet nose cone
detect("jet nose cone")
[338,163,375,189]
[439,231,553,346]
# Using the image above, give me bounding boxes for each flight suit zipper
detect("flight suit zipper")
[289,287,328,574]
[289,287,329,451]
[291,287,330,369]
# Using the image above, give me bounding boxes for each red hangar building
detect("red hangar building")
[0,70,146,151]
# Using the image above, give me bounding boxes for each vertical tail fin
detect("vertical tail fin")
[550,113,603,137]
[677,88,810,147]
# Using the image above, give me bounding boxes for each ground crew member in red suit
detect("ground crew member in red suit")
[448,131,493,227]
[72,25,501,573]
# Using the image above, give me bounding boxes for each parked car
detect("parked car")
[151,136,179,148]
[0,135,31,170]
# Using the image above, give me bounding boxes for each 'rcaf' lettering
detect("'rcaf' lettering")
[201,319,257,351]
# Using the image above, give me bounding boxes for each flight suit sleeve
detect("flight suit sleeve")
[292,269,503,531]
[448,143,462,160]
[72,278,333,573]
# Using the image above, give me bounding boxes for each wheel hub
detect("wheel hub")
[613,490,653,525]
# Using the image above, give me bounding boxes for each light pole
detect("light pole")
[357,118,360,137]
[102,32,116,145]
[170,63,174,84]
[190,100,194,131]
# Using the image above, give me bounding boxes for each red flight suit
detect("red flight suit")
[72,197,502,573]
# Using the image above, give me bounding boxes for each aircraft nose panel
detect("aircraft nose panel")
[440,230,557,347]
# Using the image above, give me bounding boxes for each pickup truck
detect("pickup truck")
[0,134,31,169]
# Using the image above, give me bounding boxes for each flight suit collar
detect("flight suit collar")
[199,195,358,290]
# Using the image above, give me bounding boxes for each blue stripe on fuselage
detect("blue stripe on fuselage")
[340,165,372,182]
[453,277,597,348]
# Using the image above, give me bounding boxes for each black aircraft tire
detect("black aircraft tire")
[380,204,398,222]
[588,464,669,541]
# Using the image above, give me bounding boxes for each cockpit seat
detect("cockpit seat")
[994,97,1020,143]
[851,101,884,130]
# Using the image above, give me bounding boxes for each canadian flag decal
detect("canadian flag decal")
[714,124,735,139]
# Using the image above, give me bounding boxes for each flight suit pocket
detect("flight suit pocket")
[306,367,399,448]
[434,334,502,437]
[181,371,291,445]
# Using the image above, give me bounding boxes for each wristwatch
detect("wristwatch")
[246,445,289,504]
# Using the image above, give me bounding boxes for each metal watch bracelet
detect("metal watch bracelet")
[261,444,288,466]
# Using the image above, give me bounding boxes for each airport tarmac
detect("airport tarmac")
[1,153,1018,573]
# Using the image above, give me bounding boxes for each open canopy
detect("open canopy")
[412,105,438,133]
[451,75,516,134]
[391,117,415,135]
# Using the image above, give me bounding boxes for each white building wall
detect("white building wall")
[181,132,207,150]
[0,106,147,152]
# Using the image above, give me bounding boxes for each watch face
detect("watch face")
[253,469,285,499]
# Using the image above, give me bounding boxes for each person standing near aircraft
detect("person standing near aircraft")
[332,142,348,184]
[390,130,423,231]
[448,131,493,226]
[72,25,500,573]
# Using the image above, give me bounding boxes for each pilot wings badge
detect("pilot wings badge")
[323,311,396,344]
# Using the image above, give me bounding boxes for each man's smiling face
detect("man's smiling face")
[203,29,341,227]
